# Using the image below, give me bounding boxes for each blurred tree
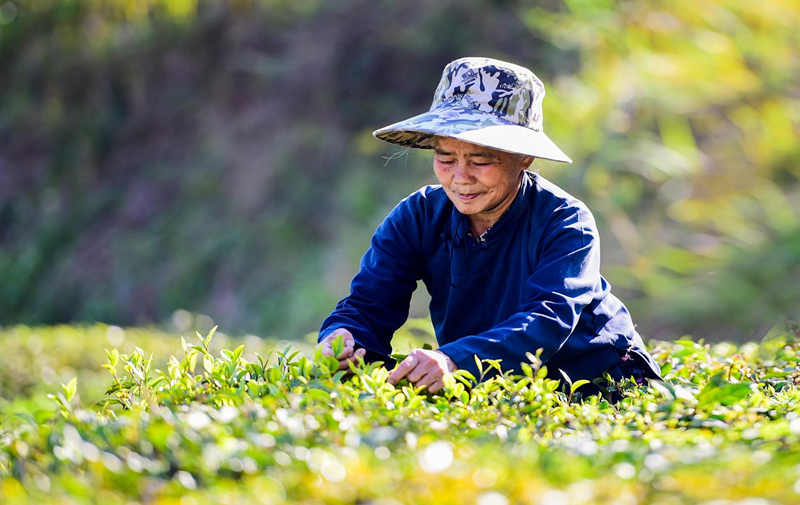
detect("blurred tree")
[515,0,800,339]
[0,0,798,342]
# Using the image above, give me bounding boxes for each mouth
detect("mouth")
[456,192,481,202]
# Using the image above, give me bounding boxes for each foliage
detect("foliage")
[520,0,800,341]
[1,321,800,503]
[1,0,799,341]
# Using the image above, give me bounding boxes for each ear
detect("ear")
[520,156,535,170]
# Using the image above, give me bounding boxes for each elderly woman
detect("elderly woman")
[317,57,661,398]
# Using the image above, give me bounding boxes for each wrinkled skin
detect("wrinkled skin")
[317,328,366,371]
[432,137,534,237]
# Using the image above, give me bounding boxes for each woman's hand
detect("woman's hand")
[316,328,367,371]
[387,349,457,393]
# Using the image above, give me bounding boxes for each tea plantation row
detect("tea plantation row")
[0,322,799,504]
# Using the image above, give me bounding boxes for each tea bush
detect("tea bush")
[1,321,799,504]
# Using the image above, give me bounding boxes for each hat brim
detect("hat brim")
[373,106,572,164]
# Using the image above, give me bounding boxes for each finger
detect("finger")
[338,357,354,371]
[407,360,433,383]
[329,328,355,349]
[338,348,367,371]
[388,354,416,384]
[414,370,439,390]
[339,353,358,370]
[427,379,445,394]
[318,341,333,357]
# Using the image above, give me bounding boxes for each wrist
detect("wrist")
[435,350,457,372]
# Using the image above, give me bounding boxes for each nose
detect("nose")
[452,161,475,184]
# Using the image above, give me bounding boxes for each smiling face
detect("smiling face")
[433,137,533,236]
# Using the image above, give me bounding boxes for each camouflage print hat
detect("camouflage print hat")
[373,57,572,164]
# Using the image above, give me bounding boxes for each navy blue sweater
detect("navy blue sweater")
[319,171,661,383]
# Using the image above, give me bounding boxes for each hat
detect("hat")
[373,57,572,164]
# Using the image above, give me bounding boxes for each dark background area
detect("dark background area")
[2,0,799,342]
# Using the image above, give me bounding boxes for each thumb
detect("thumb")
[354,348,367,362]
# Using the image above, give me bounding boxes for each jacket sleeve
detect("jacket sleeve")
[318,194,425,361]
[437,202,602,380]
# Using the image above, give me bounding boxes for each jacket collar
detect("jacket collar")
[449,171,535,245]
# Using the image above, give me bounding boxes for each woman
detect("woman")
[317,57,661,399]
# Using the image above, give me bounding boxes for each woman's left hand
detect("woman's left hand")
[387,349,457,393]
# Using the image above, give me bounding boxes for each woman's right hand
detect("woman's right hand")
[316,328,367,371]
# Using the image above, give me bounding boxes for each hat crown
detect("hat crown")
[431,57,545,131]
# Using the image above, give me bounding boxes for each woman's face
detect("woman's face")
[433,137,533,225]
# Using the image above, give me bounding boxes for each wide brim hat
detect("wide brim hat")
[373,57,572,164]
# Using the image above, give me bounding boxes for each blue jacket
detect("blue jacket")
[319,171,661,384]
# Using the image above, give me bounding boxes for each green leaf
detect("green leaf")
[521,362,533,378]
[267,367,282,383]
[454,370,477,387]
[62,377,77,403]
[391,352,408,362]
[570,379,591,394]
[485,359,503,373]
[12,412,37,425]
[697,377,753,408]
[536,365,549,380]
[128,364,145,382]
[105,383,122,395]
[331,334,345,359]
[307,388,331,402]
[148,377,166,388]
[188,352,198,373]
[649,380,675,401]
[203,355,215,374]
[204,325,218,348]
[105,348,119,367]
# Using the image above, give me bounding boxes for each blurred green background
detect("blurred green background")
[1,0,799,343]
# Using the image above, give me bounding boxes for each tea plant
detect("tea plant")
[1,321,799,504]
